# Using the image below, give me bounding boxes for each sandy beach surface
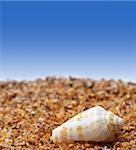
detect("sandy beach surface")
[0,77,135,149]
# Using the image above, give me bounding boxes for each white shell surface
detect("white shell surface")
[52,106,124,143]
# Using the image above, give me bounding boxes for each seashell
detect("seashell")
[52,106,124,143]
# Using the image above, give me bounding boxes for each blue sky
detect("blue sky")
[1,1,136,81]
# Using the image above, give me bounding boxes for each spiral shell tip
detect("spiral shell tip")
[118,117,124,127]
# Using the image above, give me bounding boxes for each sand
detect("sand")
[0,77,135,149]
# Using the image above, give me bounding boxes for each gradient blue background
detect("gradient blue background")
[1,1,136,81]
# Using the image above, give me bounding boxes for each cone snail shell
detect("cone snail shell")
[52,106,124,143]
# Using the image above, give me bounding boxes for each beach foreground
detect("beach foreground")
[0,77,135,149]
